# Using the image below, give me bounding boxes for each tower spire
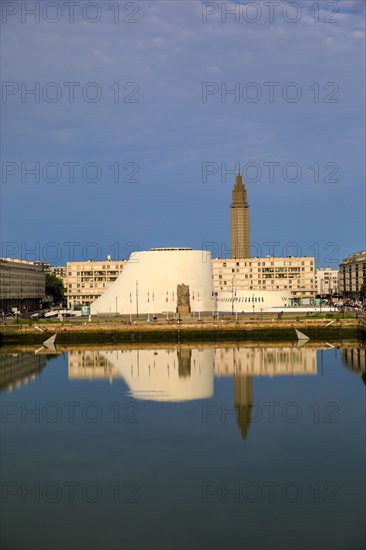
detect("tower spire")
[230,172,250,259]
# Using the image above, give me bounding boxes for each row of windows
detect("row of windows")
[216,268,313,275]
[219,260,314,268]
[69,264,124,272]
[221,279,313,285]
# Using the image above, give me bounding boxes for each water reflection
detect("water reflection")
[1,344,365,550]
[0,353,46,392]
[234,375,253,441]
[2,346,365,444]
[340,348,366,384]
[69,348,215,401]
[68,346,319,442]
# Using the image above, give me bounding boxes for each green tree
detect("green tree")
[45,273,65,302]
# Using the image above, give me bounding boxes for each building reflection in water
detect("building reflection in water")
[69,348,214,402]
[340,348,366,384]
[68,346,319,442]
[233,375,253,441]
[0,353,46,392]
[0,347,323,443]
[214,347,318,441]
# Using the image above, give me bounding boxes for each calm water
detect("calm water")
[1,345,365,550]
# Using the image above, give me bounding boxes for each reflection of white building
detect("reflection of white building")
[68,346,317,400]
[214,347,317,377]
[217,290,291,313]
[69,348,214,402]
[90,248,213,315]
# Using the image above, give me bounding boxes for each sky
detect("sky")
[1,0,365,267]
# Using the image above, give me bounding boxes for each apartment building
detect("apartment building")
[212,256,316,303]
[0,258,45,312]
[339,251,366,299]
[315,267,339,296]
[66,256,127,308]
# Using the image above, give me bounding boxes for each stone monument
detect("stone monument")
[176,283,191,316]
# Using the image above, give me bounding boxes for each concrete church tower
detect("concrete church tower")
[230,171,250,258]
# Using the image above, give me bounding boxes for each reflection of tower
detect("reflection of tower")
[178,349,192,378]
[233,375,253,441]
[230,171,250,259]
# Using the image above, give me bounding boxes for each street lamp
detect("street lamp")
[252,293,255,315]
[231,277,234,316]
[136,281,139,318]
[320,279,323,315]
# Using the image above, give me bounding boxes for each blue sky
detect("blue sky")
[1,0,365,266]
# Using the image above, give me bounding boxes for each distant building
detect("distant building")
[212,256,316,303]
[231,171,250,259]
[33,262,66,282]
[0,258,45,312]
[66,256,127,308]
[48,265,67,286]
[339,251,366,299]
[315,267,339,296]
[34,261,51,272]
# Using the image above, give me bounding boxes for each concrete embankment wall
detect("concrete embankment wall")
[0,318,365,345]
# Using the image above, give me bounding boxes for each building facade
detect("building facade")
[230,171,250,259]
[315,267,339,296]
[66,256,127,308]
[212,256,316,303]
[339,251,366,299]
[48,265,67,285]
[0,258,46,312]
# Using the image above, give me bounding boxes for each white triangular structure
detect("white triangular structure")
[295,329,310,342]
[43,333,57,351]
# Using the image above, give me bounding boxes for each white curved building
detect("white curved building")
[90,248,213,315]
[217,289,291,313]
